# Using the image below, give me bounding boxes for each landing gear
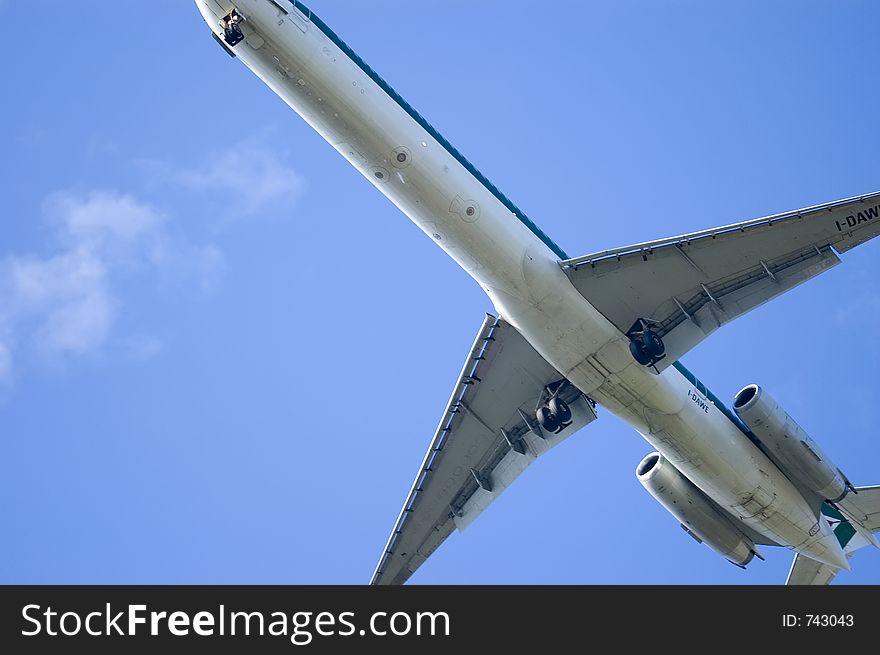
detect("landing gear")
[537,405,561,433]
[628,318,666,369]
[549,396,572,424]
[536,382,574,434]
[221,9,245,47]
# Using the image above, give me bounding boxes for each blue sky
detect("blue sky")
[2,0,879,585]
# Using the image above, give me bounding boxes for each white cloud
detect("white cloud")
[174,141,306,218]
[1,136,306,389]
[0,190,224,384]
[9,248,113,355]
[48,191,165,249]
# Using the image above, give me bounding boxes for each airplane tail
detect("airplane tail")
[786,485,880,585]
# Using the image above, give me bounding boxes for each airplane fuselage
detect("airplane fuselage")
[195,0,848,570]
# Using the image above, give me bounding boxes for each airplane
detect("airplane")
[194,1,880,585]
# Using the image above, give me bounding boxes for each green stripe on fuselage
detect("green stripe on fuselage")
[289,1,569,260]
[672,361,753,437]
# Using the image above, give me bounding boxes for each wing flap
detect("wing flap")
[370,315,597,585]
[453,394,597,530]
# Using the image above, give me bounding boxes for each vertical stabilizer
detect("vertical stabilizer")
[786,486,880,585]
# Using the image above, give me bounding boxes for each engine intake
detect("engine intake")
[733,384,849,502]
[636,452,758,567]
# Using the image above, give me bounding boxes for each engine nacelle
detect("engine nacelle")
[733,384,849,502]
[636,452,757,567]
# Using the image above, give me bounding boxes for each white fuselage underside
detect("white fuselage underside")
[195,0,846,569]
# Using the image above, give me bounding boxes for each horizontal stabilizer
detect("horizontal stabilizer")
[788,486,880,584]
[786,554,847,585]
[839,485,880,533]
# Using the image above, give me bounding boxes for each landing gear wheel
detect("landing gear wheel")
[641,329,665,359]
[536,406,560,433]
[628,320,666,368]
[549,397,571,424]
[630,339,653,366]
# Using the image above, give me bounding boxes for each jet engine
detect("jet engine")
[637,452,759,567]
[733,384,850,502]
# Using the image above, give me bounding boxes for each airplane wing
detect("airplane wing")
[561,192,880,371]
[786,554,843,585]
[370,314,598,585]
[839,485,880,532]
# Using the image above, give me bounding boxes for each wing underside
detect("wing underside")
[370,315,597,585]
[562,192,880,370]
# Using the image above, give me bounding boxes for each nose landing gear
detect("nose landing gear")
[221,9,246,47]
